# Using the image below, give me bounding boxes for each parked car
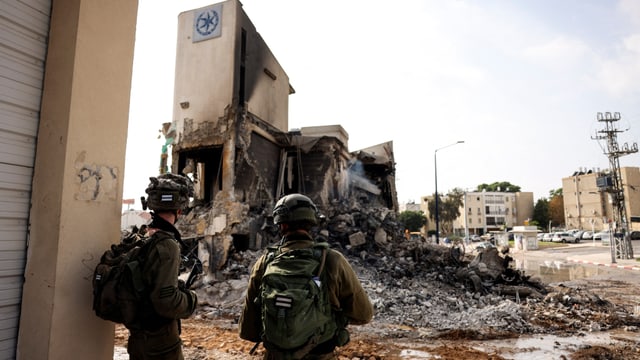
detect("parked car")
[573,230,585,240]
[581,231,593,240]
[552,232,579,243]
[473,241,496,251]
[630,231,640,240]
[542,233,554,242]
[480,233,495,241]
[592,231,622,241]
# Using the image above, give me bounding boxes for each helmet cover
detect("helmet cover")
[144,173,193,211]
[272,193,318,225]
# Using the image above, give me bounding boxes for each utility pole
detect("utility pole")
[434,141,464,244]
[592,112,638,261]
[463,190,469,244]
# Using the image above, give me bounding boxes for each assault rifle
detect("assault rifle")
[180,236,204,289]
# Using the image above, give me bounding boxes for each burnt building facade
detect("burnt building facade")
[168,1,397,272]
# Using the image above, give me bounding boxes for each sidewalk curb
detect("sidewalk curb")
[566,257,640,271]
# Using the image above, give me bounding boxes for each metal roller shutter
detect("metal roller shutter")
[0,0,51,358]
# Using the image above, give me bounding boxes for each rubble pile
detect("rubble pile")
[163,200,640,340]
[320,195,401,251]
[523,285,639,333]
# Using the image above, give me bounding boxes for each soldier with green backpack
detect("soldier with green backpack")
[239,193,374,359]
[120,173,198,360]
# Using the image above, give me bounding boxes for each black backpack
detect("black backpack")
[92,232,155,327]
[258,242,338,359]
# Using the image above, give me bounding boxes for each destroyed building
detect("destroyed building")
[131,5,640,355]
[166,0,398,273]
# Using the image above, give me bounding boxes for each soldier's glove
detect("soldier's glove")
[178,279,186,291]
[177,280,197,314]
[185,289,197,314]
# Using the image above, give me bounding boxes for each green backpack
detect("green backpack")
[92,233,155,327]
[259,242,338,359]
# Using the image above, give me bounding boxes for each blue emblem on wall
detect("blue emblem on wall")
[196,9,219,36]
[193,4,222,42]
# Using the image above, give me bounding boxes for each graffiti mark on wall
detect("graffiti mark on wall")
[74,152,118,201]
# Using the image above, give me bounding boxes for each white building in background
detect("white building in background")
[455,191,533,235]
[421,191,534,236]
[399,201,421,213]
[121,210,151,231]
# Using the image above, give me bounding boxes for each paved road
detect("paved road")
[526,239,640,270]
[498,239,640,285]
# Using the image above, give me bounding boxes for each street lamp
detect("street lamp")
[463,190,469,245]
[434,140,464,244]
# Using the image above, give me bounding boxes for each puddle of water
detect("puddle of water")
[473,333,615,360]
[399,331,634,359]
[399,349,437,359]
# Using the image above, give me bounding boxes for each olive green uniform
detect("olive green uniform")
[127,229,197,360]
[239,234,374,359]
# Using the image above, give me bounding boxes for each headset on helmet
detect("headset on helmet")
[141,173,193,212]
[272,193,319,225]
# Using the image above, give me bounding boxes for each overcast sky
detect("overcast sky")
[124,0,640,209]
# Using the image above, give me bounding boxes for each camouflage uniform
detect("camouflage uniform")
[126,213,197,360]
[239,233,374,359]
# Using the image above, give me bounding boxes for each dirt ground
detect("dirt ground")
[111,238,640,360]
[114,268,640,360]
[115,317,640,360]
[114,320,521,359]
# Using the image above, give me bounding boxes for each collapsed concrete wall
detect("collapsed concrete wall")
[170,109,398,275]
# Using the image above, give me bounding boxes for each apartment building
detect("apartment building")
[400,201,421,212]
[562,167,640,232]
[421,191,534,236]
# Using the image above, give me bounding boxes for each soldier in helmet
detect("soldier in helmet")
[127,173,198,360]
[239,193,374,359]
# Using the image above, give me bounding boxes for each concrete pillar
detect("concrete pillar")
[222,111,237,194]
[17,1,138,359]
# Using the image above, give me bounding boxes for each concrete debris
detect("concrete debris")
[129,197,637,340]
[169,110,399,273]
[455,246,546,298]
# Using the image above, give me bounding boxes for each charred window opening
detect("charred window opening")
[349,161,395,210]
[281,148,305,195]
[353,162,389,208]
[378,177,395,209]
[177,147,223,204]
[232,233,250,252]
[281,131,305,195]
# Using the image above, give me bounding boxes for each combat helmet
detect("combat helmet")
[272,193,318,225]
[142,173,193,212]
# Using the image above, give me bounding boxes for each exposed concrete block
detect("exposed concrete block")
[375,227,388,245]
[300,125,349,148]
[206,214,227,235]
[349,231,367,247]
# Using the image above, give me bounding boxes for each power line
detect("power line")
[591,112,638,261]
